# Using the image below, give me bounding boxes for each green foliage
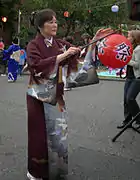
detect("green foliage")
[19,25,32,45]
[0,0,21,42]
[45,0,129,36]
[0,0,139,44]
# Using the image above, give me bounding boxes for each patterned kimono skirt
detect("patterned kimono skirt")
[27,95,68,179]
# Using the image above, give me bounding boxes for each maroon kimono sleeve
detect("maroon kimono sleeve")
[57,39,79,75]
[27,41,58,78]
[67,54,79,76]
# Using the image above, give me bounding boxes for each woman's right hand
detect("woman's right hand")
[57,47,81,63]
[65,47,81,57]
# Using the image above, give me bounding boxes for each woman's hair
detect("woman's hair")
[35,9,56,28]
[129,30,140,47]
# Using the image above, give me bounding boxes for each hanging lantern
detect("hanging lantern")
[111,5,119,12]
[64,11,69,17]
[98,34,133,68]
[2,17,7,23]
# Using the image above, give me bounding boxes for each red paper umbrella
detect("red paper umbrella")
[98,34,133,68]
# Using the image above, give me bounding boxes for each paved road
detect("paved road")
[0,76,140,180]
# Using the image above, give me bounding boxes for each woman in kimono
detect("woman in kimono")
[26,9,81,180]
[26,9,113,180]
[3,38,20,82]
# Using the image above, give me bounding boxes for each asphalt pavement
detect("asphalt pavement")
[0,76,140,180]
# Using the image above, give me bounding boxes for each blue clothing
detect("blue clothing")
[3,44,20,82]
[17,49,26,76]
[19,49,26,65]
[18,65,23,76]
[124,78,140,123]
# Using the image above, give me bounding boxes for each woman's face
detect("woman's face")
[127,32,134,43]
[42,16,58,37]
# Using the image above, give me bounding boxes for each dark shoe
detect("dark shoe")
[117,121,132,129]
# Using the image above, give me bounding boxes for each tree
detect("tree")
[0,0,21,43]
[1,0,138,44]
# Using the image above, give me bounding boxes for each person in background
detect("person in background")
[22,42,29,74]
[81,33,92,58]
[81,33,92,45]
[94,41,102,69]
[3,37,20,82]
[117,30,140,129]
[18,46,26,76]
[0,40,7,76]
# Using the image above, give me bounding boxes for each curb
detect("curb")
[99,76,125,82]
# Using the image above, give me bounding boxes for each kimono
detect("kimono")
[26,33,78,179]
[3,44,20,82]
